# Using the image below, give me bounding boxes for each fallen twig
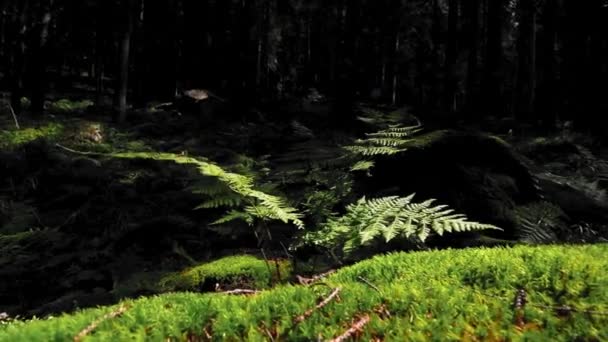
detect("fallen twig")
[55,143,103,156]
[220,289,260,296]
[294,287,342,324]
[73,305,129,342]
[357,276,382,295]
[296,269,336,285]
[330,315,371,342]
[7,103,20,129]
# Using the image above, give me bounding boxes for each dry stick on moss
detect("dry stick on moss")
[296,269,337,286]
[221,289,260,295]
[55,143,104,156]
[7,103,20,129]
[329,314,371,342]
[357,276,383,295]
[294,287,342,324]
[73,305,129,342]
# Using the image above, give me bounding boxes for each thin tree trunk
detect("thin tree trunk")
[516,0,537,121]
[30,0,53,116]
[116,0,136,123]
[392,34,400,105]
[537,0,557,128]
[444,0,459,114]
[464,0,480,117]
[94,1,107,107]
[482,0,504,117]
[10,0,29,115]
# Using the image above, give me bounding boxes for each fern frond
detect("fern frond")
[350,160,375,172]
[111,152,304,229]
[515,202,566,244]
[303,194,500,258]
[212,210,255,226]
[344,125,422,157]
[195,193,243,209]
[343,145,404,156]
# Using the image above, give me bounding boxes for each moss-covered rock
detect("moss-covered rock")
[158,255,292,292]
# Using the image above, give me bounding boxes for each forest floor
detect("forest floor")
[1,98,608,340]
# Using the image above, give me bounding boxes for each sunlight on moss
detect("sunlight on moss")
[0,123,65,149]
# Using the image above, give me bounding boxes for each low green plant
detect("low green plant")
[48,99,93,114]
[301,195,500,259]
[0,123,64,150]
[1,245,606,341]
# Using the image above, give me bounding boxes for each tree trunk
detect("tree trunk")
[463,0,480,117]
[515,0,537,121]
[29,0,53,116]
[482,0,504,117]
[94,1,108,107]
[143,0,176,102]
[9,0,29,115]
[444,0,459,114]
[115,0,136,123]
[537,0,557,128]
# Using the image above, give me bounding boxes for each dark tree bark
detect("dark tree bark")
[515,0,537,121]
[182,0,209,89]
[28,0,53,116]
[115,0,137,123]
[537,0,557,128]
[444,0,459,114]
[586,0,605,132]
[482,0,504,117]
[142,0,176,102]
[463,0,480,117]
[562,0,587,126]
[8,0,29,115]
[94,1,110,107]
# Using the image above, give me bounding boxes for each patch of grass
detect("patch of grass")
[1,245,607,341]
[158,255,292,292]
[0,123,65,150]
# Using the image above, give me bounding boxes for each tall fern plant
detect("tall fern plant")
[300,195,500,260]
[111,153,304,235]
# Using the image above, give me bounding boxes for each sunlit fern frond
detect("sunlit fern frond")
[301,194,500,259]
[111,152,304,229]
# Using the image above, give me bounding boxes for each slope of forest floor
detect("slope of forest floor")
[1,245,607,341]
[1,99,608,326]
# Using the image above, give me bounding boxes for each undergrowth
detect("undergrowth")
[1,245,607,341]
[0,123,65,149]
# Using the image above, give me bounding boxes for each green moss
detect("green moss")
[0,123,65,150]
[2,245,607,341]
[158,255,292,292]
[48,99,94,114]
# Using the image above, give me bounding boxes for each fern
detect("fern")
[344,124,423,157]
[302,195,500,258]
[111,152,304,229]
[515,202,567,244]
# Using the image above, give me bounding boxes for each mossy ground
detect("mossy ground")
[2,244,607,341]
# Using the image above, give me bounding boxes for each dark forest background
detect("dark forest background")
[3,0,608,326]
[1,0,607,131]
